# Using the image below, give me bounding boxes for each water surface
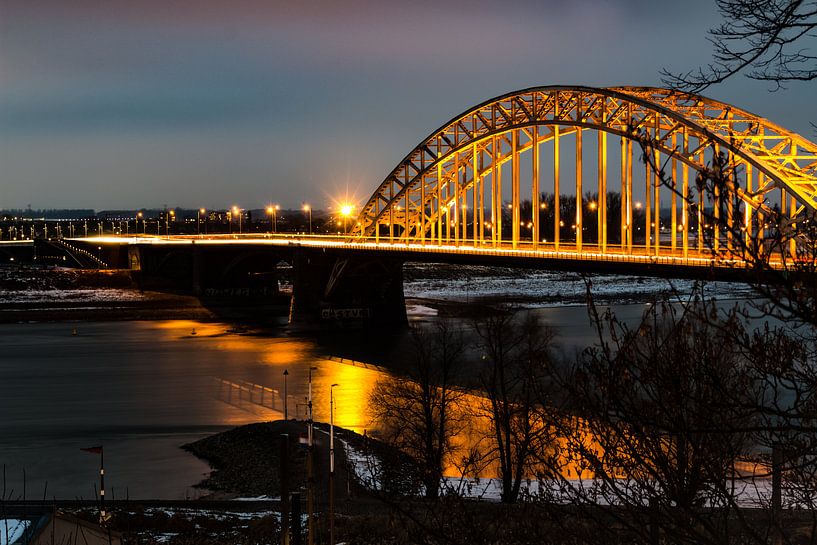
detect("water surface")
[0,299,758,498]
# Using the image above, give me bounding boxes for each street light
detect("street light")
[307,366,318,545]
[340,204,353,234]
[166,209,175,236]
[232,206,242,234]
[197,208,205,235]
[329,383,339,545]
[137,212,143,235]
[283,369,289,420]
[303,203,312,234]
[266,205,280,234]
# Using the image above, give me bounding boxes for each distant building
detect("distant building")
[1,511,121,545]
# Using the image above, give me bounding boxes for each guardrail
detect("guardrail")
[53,239,109,268]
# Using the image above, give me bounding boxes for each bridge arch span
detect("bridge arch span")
[355,86,817,259]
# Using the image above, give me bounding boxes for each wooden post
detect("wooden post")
[280,434,290,545]
[291,491,302,545]
[772,445,783,545]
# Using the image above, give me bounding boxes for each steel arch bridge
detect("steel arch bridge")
[353,85,817,267]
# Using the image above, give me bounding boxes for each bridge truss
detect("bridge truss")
[355,86,817,264]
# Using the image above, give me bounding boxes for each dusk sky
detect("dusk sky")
[1,0,815,211]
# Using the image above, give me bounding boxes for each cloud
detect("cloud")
[0,0,813,209]
[0,87,274,132]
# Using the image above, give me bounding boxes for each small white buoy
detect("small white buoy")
[71,327,78,336]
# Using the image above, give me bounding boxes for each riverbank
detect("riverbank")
[0,263,757,324]
[402,262,756,307]
[0,266,290,323]
[181,420,420,502]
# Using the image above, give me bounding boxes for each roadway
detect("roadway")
[79,233,774,278]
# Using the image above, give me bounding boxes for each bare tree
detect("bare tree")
[474,312,559,503]
[663,0,817,91]
[536,289,767,545]
[369,319,467,499]
[617,85,817,540]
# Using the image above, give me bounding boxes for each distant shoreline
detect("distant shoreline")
[0,295,215,323]
[0,262,757,324]
[0,267,291,323]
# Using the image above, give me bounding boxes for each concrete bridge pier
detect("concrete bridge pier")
[289,248,407,329]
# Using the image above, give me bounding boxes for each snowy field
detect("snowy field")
[0,263,755,309]
[0,267,143,305]
[403,263,755,308]
[343,438,779,507]
[0,288,147,303]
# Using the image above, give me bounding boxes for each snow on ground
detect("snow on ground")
[405,304,438,317]
[438,476,775,506]
[0,288,147,303]
[339,436,779,507]
[233,495,278,501]
[342,439,382,491]
[403,263,755,306]
[144,507,274,522]
[0,519,29,545]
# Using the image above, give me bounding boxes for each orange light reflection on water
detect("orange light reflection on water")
[309,359,381,434]
[442,392,600,480]
[145,320,604,480]
[153,319,226,338]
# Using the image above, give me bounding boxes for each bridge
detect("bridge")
[58,86,817,327]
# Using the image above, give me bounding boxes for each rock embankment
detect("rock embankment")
[182,420,422,501]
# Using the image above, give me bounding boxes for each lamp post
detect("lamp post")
[197,208,205,235]
[265,205,281,234]
[303,204,312,234]
[307,366,318,545]
[164,210,175,237]
[266,205,280,234]
[136,212,143,235]
[232,206,242,234]
[340,205,353,235]
[283,369,289,420]
[329,383,339,545]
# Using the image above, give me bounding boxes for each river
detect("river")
[0,296,757,499]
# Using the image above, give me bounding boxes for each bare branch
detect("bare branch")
[663,0,817,91]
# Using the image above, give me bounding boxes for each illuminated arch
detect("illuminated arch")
[354,86,817,258]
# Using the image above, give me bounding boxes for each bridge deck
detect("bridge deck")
[82,234,780,275]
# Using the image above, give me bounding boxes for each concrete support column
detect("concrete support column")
[289,248,407,329]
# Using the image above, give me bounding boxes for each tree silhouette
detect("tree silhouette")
[663,0,817,91]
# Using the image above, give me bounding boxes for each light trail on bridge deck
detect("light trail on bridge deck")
[79,234,787,272]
